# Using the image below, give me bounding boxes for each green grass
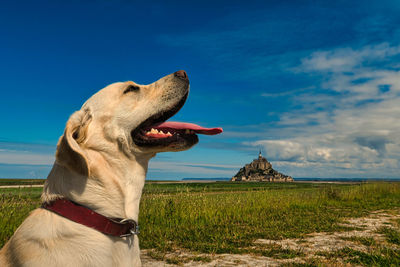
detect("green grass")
[340,236,376,246]
[139,182,400,254]
[0,178,45,186]
[1,181,400,263]
[248,244,305,259]
[142,181,328,194]
[378,226,400,245]
[0,188,42,247]
[320,247,400,266]
[146,250,206,265]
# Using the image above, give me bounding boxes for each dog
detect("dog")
[0,70,222,267]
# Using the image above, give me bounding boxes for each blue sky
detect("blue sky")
[1,0,400,179]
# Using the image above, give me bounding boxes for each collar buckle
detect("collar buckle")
[118,219,140,237]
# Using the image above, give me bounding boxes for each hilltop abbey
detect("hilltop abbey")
[231,151,293,182]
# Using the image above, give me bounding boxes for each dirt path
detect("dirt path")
[141,209,400,266]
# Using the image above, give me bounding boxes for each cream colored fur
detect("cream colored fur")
[0,72,192,267]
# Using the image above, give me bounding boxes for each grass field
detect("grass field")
[1,181,400,266]
[0,178,45,186]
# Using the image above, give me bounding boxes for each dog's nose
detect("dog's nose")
[174,70,188,80]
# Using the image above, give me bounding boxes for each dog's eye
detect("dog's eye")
[123,85,140,94]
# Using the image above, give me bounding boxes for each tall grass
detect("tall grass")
[1,182,399,255]
[0,187,42,247]
[0,179,45,186]
[139,182,400,253]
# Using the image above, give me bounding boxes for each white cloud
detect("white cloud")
[248,140,305,161]
[0,151,54,165]
[248,43,400,178]
[0,142,55,165]
[300,43,400,73]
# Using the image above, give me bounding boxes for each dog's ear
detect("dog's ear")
[56,108,92,176]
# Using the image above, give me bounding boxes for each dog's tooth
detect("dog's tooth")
[167,132,172,136]
[151,128,158,134]
[185,129,190,134]
[160,130,165,135]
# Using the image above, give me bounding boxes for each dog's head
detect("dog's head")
[55,71,222,176]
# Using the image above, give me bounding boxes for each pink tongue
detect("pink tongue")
[153,121,223,135]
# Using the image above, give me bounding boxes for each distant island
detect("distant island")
[231,151,293,182]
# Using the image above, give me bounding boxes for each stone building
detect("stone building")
[231,151,293,182]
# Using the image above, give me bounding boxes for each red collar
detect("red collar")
[42,199,139,237]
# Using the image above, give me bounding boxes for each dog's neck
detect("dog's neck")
[119,154,153,221]
[42,151,155,222]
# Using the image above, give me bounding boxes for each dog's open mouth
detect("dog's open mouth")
[131,93,222,148]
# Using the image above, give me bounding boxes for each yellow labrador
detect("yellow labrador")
[0,70,222,267]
